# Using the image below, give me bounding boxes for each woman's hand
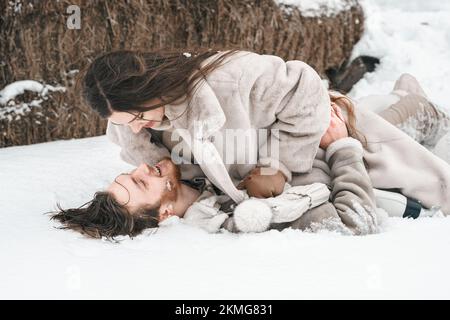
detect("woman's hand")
[320,103,349,149]
[237,167,286,198]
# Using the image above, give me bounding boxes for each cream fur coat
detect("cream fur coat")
[107,50,331,203]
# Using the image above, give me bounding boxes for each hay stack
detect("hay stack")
[0,0,364,147]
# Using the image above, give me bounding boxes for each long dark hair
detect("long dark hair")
[79,48,241,118]
[49,191,159,240]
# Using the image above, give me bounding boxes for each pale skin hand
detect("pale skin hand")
[320,102,349,149]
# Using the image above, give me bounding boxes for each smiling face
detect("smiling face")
[109,98,165,134]
[107,158,181,218]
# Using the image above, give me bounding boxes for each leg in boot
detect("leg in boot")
[393,73,428,98]
[377,74,450,147]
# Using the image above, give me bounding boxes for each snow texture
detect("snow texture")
[0,80,66,120]
[1,136,450,299]
[349,0,450,114]
[275,0,358,17]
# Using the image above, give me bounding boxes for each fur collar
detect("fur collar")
[164,79,226,140]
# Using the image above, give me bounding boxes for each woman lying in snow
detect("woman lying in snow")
[79,49,450,218]
[50,77,450,238]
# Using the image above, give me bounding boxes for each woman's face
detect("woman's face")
[109,98,165,133]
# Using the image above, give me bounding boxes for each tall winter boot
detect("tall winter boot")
[374,188,443,218]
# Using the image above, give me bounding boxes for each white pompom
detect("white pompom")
[233,199,273,233]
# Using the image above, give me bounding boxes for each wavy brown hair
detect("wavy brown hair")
[49,191,159,240]
[329,91,368,147]
[79,47,241,118]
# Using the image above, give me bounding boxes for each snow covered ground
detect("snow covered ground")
[349,0,450,112]
[1,0,450,299]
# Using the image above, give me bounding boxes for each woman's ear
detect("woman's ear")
[158,203,174,221]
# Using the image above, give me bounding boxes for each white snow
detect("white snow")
[0,80,66,120]
[349,0,450,113]
[0,80,65,105]
[276,0,358,17]
[1,0,450,299]
[1,136,450,299]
